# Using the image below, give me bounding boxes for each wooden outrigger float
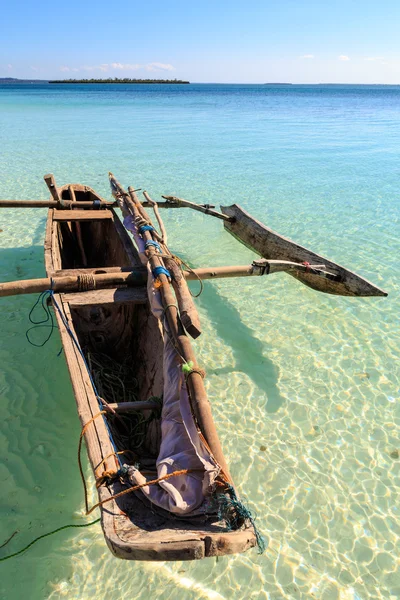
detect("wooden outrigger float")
[0,174,386,562]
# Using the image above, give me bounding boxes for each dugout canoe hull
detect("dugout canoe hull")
[221,204,387,297]
[44,183,256,560]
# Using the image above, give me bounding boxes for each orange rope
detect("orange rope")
[94,450,132,477]
[86,468,202,515]
[78,411,108,513]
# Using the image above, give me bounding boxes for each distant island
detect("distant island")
[0,77,48,83]
[49,78,190,84]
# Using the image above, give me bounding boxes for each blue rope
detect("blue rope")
[25,290,55,347]
[152,266,170,279]
[138,225,154,235]
[26,289,122,468]
[145,240,161,253]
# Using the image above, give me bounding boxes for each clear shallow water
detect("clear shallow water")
[0,83,399,599]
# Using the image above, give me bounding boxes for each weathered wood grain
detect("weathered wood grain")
[221,204,387,297]
[53,210,113,221]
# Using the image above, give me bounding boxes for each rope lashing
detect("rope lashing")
[138,224,155,235]
[152,266,171,280]
[86,468,203,515]
[162,303,179,319]
[145,239,162,253]
[169,252,204,298]
[182,361,205,380]
[95,464,130,489]
[77,273,96,291]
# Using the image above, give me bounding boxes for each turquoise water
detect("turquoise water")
[0,83,399,599]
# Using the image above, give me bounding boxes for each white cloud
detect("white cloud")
[300,54,315,59]
[58,62,176,74]
[365,57,384,62]
[7,64,12,70]
[338,55,350,61]
[30,66,39,71]
[145,62,175,71]
[110,63,141,70]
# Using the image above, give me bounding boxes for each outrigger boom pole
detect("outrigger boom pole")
[0,260,333,299]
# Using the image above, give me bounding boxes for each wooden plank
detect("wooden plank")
[55,266,129,276]
[221,204,387,297]
[53,210,113,221]
[62,287,147,306]
[52,220,62,272]
[44,209,54,274]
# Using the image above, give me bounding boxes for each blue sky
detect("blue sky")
[1,0,400,83]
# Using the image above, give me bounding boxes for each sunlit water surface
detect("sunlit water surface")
[0,83,399,599]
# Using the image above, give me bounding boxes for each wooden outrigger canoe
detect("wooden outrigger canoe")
[41,176,258,561]
[0,175,386,562]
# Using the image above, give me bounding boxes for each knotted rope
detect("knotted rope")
[77,273,96,291]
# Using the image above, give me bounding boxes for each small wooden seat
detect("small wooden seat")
[53,209,113,221]
[62,287,147,306]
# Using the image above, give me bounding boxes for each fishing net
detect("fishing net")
[87,351,162,460]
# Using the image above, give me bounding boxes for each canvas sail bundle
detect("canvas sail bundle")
[123,215,220,515]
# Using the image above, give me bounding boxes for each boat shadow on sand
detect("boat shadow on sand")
[195,279,285,413]
[0,244,285,413]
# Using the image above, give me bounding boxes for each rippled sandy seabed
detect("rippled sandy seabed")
[0,84,399,599]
